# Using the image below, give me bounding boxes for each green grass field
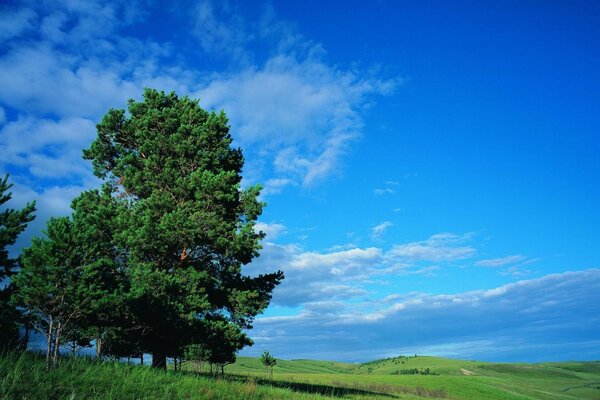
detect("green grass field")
[2,352,599,399]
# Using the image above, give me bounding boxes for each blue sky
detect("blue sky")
[1,0,599,362]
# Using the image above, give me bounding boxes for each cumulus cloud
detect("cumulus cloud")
[245,243,383,307]
[245,232,475,308]
[0,116,97,181]
[243,269,600,362]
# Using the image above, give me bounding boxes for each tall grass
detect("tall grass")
[0,352,445,399]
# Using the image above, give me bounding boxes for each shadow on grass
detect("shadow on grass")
[176,368,397,398]
[243,375,398,398]
[178,368,451,398]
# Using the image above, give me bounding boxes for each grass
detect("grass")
[1,352,600,399]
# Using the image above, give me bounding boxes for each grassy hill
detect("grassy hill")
[2,351,600,399]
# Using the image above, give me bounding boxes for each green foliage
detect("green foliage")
[69,186,128,357]
[82,88,283,367]
[0,174,35,351]
[0,174,36,281]
[13,217,93,368]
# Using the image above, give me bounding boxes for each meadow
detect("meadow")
[1,352,599,399]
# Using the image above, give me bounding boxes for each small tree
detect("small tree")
[260,349,277,379]
[184,343,212,374]
[0,174,35,351]
[14,217,84,369]
[205,318,251,376]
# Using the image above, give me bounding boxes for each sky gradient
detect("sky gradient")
[1,0,599,362]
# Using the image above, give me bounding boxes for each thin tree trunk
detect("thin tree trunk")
[151,352,167,369]
[140,353,144,365]
[127,356,130,365]
[52,321,61,368]
[45,319,54,371]
[20,323,31,351]
[96,336,102,359]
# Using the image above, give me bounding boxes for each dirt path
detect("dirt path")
[460,368,476,376]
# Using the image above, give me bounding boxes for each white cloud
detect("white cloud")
[261,178,295,196]
[388,233,476,262]
[475,254,526,267]
[371,221,393,239]
[374,188,394,196]
[246,233,475,308]
[245,243,383,307]
[196,52,397,187]
[254,222,287,240]
[0,116,97,181]
[0,42,141,118]
[5,180,94,255]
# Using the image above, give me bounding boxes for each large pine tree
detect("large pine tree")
[83,89,283,368]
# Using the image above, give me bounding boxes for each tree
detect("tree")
[260,349,277,379]
[204,317,251,376]
[184,343,212,373]
[70,186,127,358]
[14,217,88,369]
[83,88,283,368]
[0,174,35,351]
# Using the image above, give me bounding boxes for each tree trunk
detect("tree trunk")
[45,319,54,371]
[96,336,102,359]
[52,321,61,368]
[151,352,167,369]
[140,353,144,365]
[20,323,31,351]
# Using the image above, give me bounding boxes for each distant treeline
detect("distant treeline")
[391,368,438,375]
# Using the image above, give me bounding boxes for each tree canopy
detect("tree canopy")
[82,88,284,368]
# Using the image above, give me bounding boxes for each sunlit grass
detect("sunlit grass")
[2,352,600,399]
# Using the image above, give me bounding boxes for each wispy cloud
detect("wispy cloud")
[388,233,476,262]
[371,221,393,239]
[0,0,398,248]
[197,53,397,186]
[374,188,394,196]
[475,254,526,267]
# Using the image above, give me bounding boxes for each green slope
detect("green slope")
[3,352,600,399]
[219,354,600,399]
